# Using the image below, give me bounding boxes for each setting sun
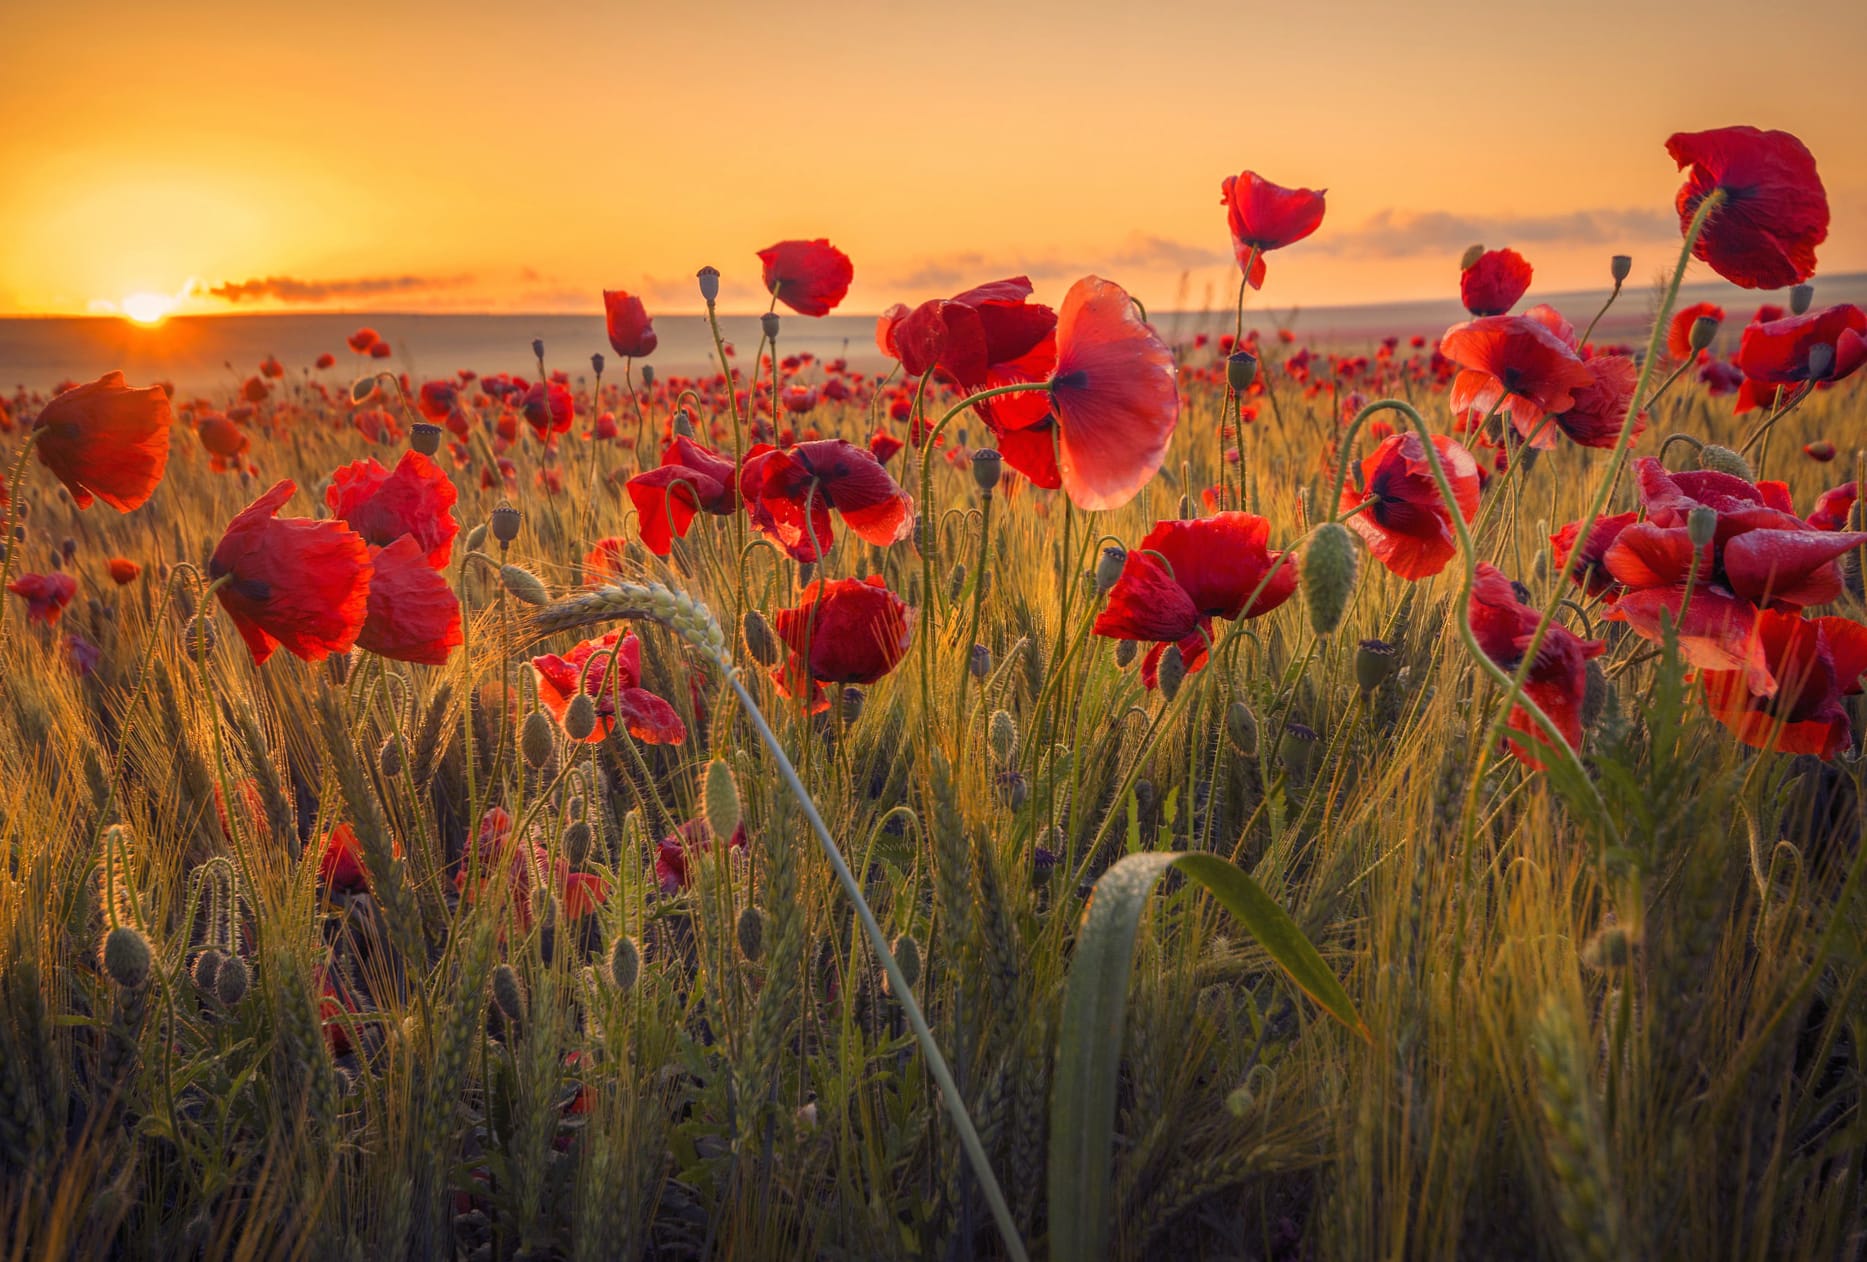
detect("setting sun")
[118,292,176,325]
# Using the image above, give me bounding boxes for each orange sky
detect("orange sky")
[4,0,1864,318]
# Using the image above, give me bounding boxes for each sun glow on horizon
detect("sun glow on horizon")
[118,292,178,325]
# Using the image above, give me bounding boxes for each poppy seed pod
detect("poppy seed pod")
[1689,314,1721,353]
[492,963,527,1024]
[1114,638,1138,668]
[641,365,655,386]
[989,709,1019,765]
[972,448,1003,493]
[1459,243,1487,271]
[1302,523,1359,636]
[1355,638,1399,693]
[672,410,696,439]
[409,422,442,456]
[1226,699,1259,756]
[521,710,556,769]
[102,925,151,990]
[841,686,865,723]
[736,906,765,962]
[564,818,594,867]
[969,644,992,678]
[1790,283,1814,315]
[1279,721,1320,777]
[591,352,606,375]
[1226,351,1259,392]
[564,692,598,741]
[1095,545,1127,595]
[608,936,641,991]
[531,338,545,362]
[500,565,549,606]
[743,609,780,666]
[1697,443,1755,481]
[886,934,922,996]
[1611,254,1633,284]
[490,503,522,546]
[1687,505,1718,549]
[704,757,742,844]
[214,953,249,1006]
[1157,644,1186,700]
[761,312,781,342]
[697,267,721,305]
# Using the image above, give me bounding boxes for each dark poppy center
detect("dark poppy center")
[1050,370,1088,392]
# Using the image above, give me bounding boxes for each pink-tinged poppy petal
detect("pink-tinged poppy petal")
[1602,522,1707,588]
[1049,276,1179,511]
[1722,528,1867,607]
[357,536,464,665]
[1609,585,1774,695]
[626,466,711,557]
[1092,550,1202,643]
[616,687,687,745]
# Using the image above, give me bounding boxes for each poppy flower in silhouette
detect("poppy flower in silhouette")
[208,479,373,664]
[356,535,462,664]
[1459,248,1533,316]
[1549,511,1638,600]
[626,435,739,557]
[7,572,77,625]
[1735,304,1867,386]
[758,239,854,317]
[1667,301,1725,359]
[32,371,173,511]
[1667,126,1828,289]
[1700,609,1867,758]
[739,439,914,561]
[603,290,658,358]
[1220,170,1326,287]
[1045,276,1179,511]
[1807,482,1857,532]
[522,381,574,438]
[1549,354,1639,449]
[107,557,141,585]
[1467,562,1605,767]
[326,450,459,567]
[770,576,912,708]
[1441,315,1595,438]
[530,629,687,745]
[656,816,749,892]
[347,328,381,354]
[1340,431,1481,580]
[1093,512,1298,688]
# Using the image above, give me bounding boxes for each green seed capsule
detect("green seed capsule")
[1302,522,1359,636]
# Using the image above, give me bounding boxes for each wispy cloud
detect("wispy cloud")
[1311,207,1676,259]
[877,232,1228,296]
[207,273,475,304]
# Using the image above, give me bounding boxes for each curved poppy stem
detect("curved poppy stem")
[954,484,994,720]
[0,430,42,649]
[1575,274,1626,351]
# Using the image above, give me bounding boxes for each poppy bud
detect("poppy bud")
[1459,244,1486,271]
[989,709,1019,765]
[1226,700,1259,756]
[672,410,696,439]
[1279,721,1319,777]
[1610,254,1633,284]
[61,536,77,560]
[641,365,655,386]
[531,338,545,362]
[1697,444,1754,481]
[1355,638,1399,693]
[521,710,556,769]
[841,686,865,723]
[1688,314,1720,353]
[1226,351,1258,392]
[971,449,1003,493]
[591,352,606,376]
[102,925,151,989]
[1114,639,1138,668]
[378,734,404,778]
[608,936,641,991]
[704,757,741,844]
[1177,495,1192,519]
[947,562,966,603]
[743,610,780,666]
[351,376,378,403]
[969,644,992,678]
[191,948,224,995]
[184,614,217,656]
[1157,645,1186,700]
[1301,523,1359,636]
[761,312,781,342]
[409,422,442,456]
[1790,283,1814,315]
[490,503,522,546]
[564,693,598,740]
[1806,343,1834,381]
[1687,506,1718,549]
[465,522,489,553]
[1581,659,1610,729]
[736,906,765,962]
[564,819,594,867]
[214,953,249,1006]
[500,564,550,606]
[1095,546,1127,595]
[995,771,1028,810]
[492,963,527,1024]
[697,267,721,305]
[885,934,921,996]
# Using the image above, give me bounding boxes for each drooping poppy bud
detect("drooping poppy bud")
[1689,315,1721,353]
[1697,444,1755,480]
[1302,522,1359,636]
[102,925,151,989]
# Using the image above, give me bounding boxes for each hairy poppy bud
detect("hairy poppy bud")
[1789,283,1814,315]
[971,448,1003,493]
[1610,254,1633,284]
[1687,506,1718,549]
[1095,545,1127,595]
[214,953,249,1006]
[591,352,606,375]
[1459,243,1486,271]
[530,338,545,362]
[410,422,442,456]
[521,710,556,769]
[672,410,696,439]
[841,686,865,723]
[1114,639,1137,668]
[989,709,1018,765]
[102,925,151,989]
[1697,444,1754,481]
[183,614,217,656]
[1355,638,1399,693]
[350,376,378,403]
[500,565,549,606]
[1279,721,1319,777]
[697,267,721,305]
[608,936,641,991]
[1301,522,1359,636]
[1157,645,1186,700]
[1226,700,1259,756]
[995,771,1028,809]
[492,963,527,1024]
[743,609,780,666]
[564,819,594,867]
[736,906,765,962]
[191,948,225,995]
[564,693,597,741]
[490,503,522,546]
[1226,351,1258,392]
[761,312,781,342]
[886,934,921,996]
[464,522,489,553]
[1689,314,1720,353]
[378,734,404,778]
[1581,659,1609,729]
[641,364,655,386]
[969,644,991,678]
[61,536,77,560]
[947,562,966,603]
[704,758,741,843]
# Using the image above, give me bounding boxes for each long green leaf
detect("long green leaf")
[1049,851,1366,1262]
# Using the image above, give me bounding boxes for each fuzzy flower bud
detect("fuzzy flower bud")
[521,710,556,769]
[214,953,249,1006]
[564,819,594,867]
[1301,522,1359,636]
[1226,700,1259,756]
[564,693,598,741]
[492,963,527,1024]
[736,906,765,963]
[886,934,922,996]
[608,936,641,992]
[500,564,550,606]
[1157,645,1186,701]
[1687,505,1718,549]
[102,925,151,990]
[743,609,780,666]
[1697,444,1755,481]
[704,758,742,844]
[1114,639,1137,669]
[988,709,1019,765]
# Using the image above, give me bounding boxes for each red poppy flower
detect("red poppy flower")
[602,289,658,358]
[1441,315,1596,438]
[196,414,249,470]
[1667,126,1828,290]
[522,381,574,438]
[1341,432,1482,580]
[770,575,912,701]
[583,536,628,584]
[891,277,1059,434]
[7,571,77,625]
[1667,302,1725,360]
[1044,276,1180,512]
[1467,563,1605,766]
[739,439,914,562]
[656,816,748,892]
[209,480,374,664]
[356,535,462,664]
[107,557,142,585]
[1550,511,1638,600]
[758,239,854,317]
[1700,609,1867,758]
[1093,513,1297,688]
[1460,248,1533,317]
[1735,304,1867,386]
[1221,170,1327,261]
[326,450,459,567]
[416,380,459,421]
[530,630,687,745]
[347,327,381,354]
[1549,354,1640,450]
[31,371,174,511]
[1807,482,1857,532]
[368,340,393,360]
[868,430,904,464]
[317,822,404,895]
[626,435,739,557]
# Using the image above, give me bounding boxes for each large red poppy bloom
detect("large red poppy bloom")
[1667,126,1829,290]
[1667,301,1725,360]
[739,439,914,561]
[326,450,459,567]
[1807,482,1857,533]
[1460,248,1533,317]
[1221,170,1327,269]
[209,480,374,664]
[1550,354,1640,450]
[529,629,686,745]
[1341,432,1482,580]
[1441,315,1596,437]
[356,535,463,664]
[1735,304,1867,386]
[522,381,574,438]
[1467,562,1606,767]
[32,371,174,511]
[7,572,77,625]
[1700,609,1867,759]
[771,575,912,697]
[602,290,658,358]
[416,380,459,421]
[1093,512,1298,688]
[1046,276,1180,511]
[890,277,1059,437]
[758,239,854,317]
[1549,511,1638,600]
[627,435,740,557]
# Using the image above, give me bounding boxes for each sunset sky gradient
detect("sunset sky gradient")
[5,0,1864,318]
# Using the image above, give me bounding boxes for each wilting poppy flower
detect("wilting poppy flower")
[1668,301,1725,359]
[1700,609,1867,758]
[1341,432,1482,580]
[656,816,749,892]
[1221,170,1327,271]
[770,576,912,706]
[1093,512,1297,688]
[603,290,658,358]
[7,572,77,625]
[107,556,141,585]
[758,239,854,317]
[1460,248,1533,317]
[530,629,687,745]
[326,450,459,567]
[739,439,914,561]
[1549,512,1637,600]
[1441,315,1595,437]
[626,435,739,556]
[1045,276,1180,511]
[1667,126,1829,290]
[357,535,462,664]
[1735,304,1867,386]
[209,480,373,664]
[1467,562,1605,766]
[32,371,173,511]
